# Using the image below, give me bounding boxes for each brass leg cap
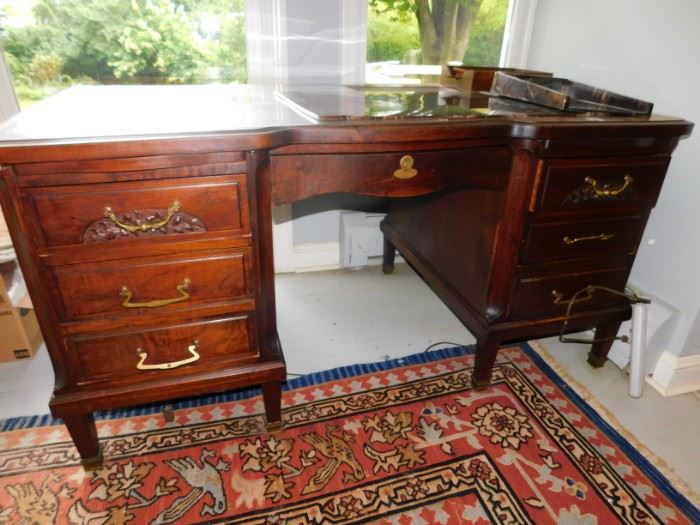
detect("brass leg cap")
[81,449,104,471]
[265,419,284,434]
[470,374,491,391]
[587,352,607,369]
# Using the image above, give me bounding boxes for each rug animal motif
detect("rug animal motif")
[0,345,697,524]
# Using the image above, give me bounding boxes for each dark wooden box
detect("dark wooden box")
[490,72,653,115]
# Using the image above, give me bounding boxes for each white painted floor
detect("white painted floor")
[1,262,698,493]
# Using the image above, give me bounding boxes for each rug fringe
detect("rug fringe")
[528,339,700,509]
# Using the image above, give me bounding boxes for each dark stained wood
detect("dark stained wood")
[382,235,396,275]
[50,248,253,320]
[387,188,503,320]
[534,157,670,211]
[62,413,102,469]
[588,321,624,368]
[0,84,692,466]
[270,146,510,205]
[508,267,631,320]
[66,314,258,385]
[25,174,249,247]
[471,336,502,390]
[521,214,646,264]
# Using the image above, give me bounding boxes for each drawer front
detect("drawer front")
[68,314,257,384]
[522,215,645,264]
[271,147,511,204]
[52,248,253,320]
[27,174,249,247]
[534,158,669,211]
[509,268,630,319]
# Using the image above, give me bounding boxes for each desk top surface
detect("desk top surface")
[0,84,691,143]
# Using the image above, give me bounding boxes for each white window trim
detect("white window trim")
[0,45,20,121]
[500,0,539,68]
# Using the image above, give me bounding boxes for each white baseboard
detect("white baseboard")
[646,351,700,396]
[290,242,340,273]
[607,342,630,370]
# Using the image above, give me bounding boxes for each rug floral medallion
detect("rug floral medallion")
[0,345,697,524]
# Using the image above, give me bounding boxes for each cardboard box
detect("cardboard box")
[0,260,42,362]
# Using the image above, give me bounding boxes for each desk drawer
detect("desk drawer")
[522,215,645,264]
[509,268,629,319]
[271,147,511,204]
[68,314,257,384]
[534,158,669,211]
[27,174,249,247]
[51,248,253,320]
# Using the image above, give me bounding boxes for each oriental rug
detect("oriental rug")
[0,343,698,524]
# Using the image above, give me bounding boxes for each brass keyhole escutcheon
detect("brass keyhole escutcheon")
[393,155,418,180]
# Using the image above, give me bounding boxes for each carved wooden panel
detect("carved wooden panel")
[83,209,207,243]
[561,184,638,206]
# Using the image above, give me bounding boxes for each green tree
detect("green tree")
[464,0,509,66]
[0,0,247,106]
[369,0,485,64]
[367,9,420,63]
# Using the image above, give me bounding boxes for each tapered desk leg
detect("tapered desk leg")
[587,321,622,368]
[63,413,103,470]
[382,235,396,275]
[263,381,283,433]
[471,337,500,390]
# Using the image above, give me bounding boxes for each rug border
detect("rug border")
[527,339,700,516]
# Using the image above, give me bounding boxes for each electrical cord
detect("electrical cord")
[558,285,650,345]
[423,341,468,353]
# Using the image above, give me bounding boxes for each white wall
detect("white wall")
[527,0,700,358]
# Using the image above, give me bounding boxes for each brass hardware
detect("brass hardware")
[584,174,633,197]
[120,278,191,308]
[265,420,284,433]
[562,233,615,245]
[393,155,418,179]
[136,340,200,370]
[103,200,181,232]
[551,286,594,305]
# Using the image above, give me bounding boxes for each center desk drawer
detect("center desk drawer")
[51,248,253,320]
[271,147,511,204]
[534,157,670,211]
[66,314,257,385]
[26,175,249,247]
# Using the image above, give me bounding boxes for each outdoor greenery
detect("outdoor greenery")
[368,0,508,66]
[1,0,246,107]
[1,0,508,108]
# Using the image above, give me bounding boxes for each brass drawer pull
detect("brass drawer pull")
[136,341,200,371]
[551,286,594,305]
[584,174,633,197]
[120,278,191,308]
[562,233,615,245]
[393,155,418,179]
[104,200,181,232]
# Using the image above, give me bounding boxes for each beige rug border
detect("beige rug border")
[527,339,700,509]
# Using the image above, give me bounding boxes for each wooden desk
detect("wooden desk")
[0,85,692,468]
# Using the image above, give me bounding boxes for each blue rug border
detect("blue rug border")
[1,342,697,520]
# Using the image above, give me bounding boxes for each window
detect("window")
[366,0,511,83]
[0,0,247,109]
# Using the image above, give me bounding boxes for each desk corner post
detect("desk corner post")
[471,336,501,390]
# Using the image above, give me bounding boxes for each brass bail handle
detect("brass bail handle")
[393,155,418,180]
[551,286,594,305]
[562,233,615,245]
[104,200,181,232]
[584,174,633,197]
[120,278,191,308]
[136,340,200,371]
